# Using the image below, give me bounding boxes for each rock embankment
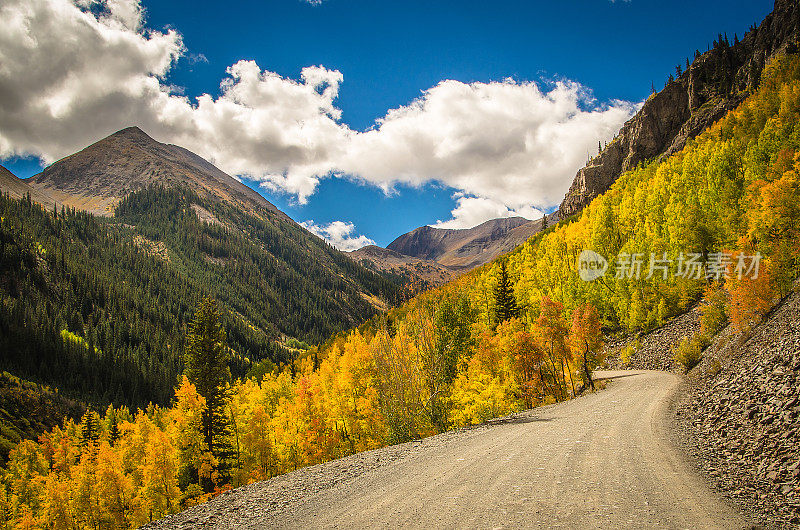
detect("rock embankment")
[677,291,800,528]
[605,286,800,528]
[604,306,700,371]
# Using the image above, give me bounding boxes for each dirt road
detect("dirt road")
[152,370,749,529]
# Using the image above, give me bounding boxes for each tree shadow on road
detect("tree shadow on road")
[594,372,641,382]
[484,415,554,427]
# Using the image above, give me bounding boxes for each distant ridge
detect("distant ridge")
[385,214,555,270]
[348,245,456,287]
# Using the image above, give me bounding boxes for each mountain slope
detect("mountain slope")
[386,214,553,270]
[559,0,800,218]
[0,129,403,409]
[0,164,58,208]
[348,245,457,288]
[27,126,282,217]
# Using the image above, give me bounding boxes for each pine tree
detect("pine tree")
[492,261,519,327]
[80,410,101,448]
[184,297,233,490]
[541,213,548,230]
[105,405,120,446]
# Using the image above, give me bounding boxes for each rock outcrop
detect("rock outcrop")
[560,0,800,219]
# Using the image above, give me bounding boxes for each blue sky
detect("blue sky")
[1,0,772,247]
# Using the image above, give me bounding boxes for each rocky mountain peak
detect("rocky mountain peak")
[27,126,281,217]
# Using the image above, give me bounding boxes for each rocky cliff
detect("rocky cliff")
[559,0,800,218]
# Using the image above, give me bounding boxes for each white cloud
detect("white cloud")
[337,79,637,219]
[0,0,638,229]
[300,220,375,251]
[0,0,346,202]
[432,196,544,230]
[187,53,208,65]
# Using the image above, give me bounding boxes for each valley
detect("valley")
[0,0,799,528]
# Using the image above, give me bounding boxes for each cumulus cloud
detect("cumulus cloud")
[0,0,346,202]
[0,0,638,229]
[338,79,637,216]
[432,196,544,230]
[300,220,375,251]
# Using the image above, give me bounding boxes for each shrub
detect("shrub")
[699,285,728,337]
[619,339,639,366]
[726,260,775,333]
[673,335,703,372]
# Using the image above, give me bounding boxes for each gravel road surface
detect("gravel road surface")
[151,370,749,529]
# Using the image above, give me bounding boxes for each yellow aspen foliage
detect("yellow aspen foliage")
[169,377,207,490]
[95,442,137,528]
[72,448,102,529]
[5,440,47,514]
[450,357,516,427]
[139,426,180,522]
[40,473,76,529]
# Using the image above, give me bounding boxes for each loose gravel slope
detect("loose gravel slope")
[150,370,748,529]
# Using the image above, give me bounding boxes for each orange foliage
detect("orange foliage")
[727,258,776,332]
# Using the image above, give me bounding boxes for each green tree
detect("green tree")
[105,405,121,446]
[184,297,233,490]
[492,260,519,327]
[80,410,101,449]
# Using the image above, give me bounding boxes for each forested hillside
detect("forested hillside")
[484,53,799,333]
[3,46,798,530]
[0,185,398,410]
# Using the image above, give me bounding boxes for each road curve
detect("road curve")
[156,370,749,529]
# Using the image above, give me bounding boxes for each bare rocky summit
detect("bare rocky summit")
[27,127,282,218]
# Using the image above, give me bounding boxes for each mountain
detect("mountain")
[385,214,554,270]
[27,126,282,217]
[0,164,58,208]
[0,128,402,409]
[348,245,457,288]
[559,0,800,218]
